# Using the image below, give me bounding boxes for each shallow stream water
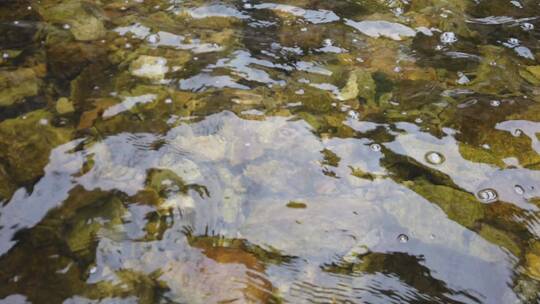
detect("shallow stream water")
[1,0,540,303]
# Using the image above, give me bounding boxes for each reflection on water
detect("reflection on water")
[0,0,540,303]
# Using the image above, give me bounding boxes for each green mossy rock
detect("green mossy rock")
[410,179,484,228]
[0,110,73,186]
[38,0,106,41]
[56,97,75,114]
[0,68,41,107]
[339,69,376,104]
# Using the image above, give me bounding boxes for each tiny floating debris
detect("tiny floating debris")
[477,188,498,203]
[397,234,409,243]
[425,151,445,165]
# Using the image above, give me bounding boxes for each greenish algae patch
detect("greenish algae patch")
[286,201,307,209]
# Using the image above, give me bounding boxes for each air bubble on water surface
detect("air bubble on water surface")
[397,234,409,243]
[425,151,445,165]
[164,98,173,104]
[440,32,457,44]
[521,23,534,31]
[506,38,520,47]
[2,53,9,59]
[39,119,48,126]
[477,189,498,203]
[514,185,525,195]
[415,118,423,124]
[512,128,523,137]
[125,43,132,49]
[63,24,71,30]
[490,100,501,107]
[370,143,381,152]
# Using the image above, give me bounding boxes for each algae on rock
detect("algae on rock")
[38,0,106,41]
[0,110,73,188]
[0,67,42,107]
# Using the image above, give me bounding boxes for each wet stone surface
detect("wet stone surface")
[0,0,540,303]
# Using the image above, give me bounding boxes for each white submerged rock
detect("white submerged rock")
[129,55,169,81]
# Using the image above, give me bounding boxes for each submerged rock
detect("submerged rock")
[339,69,376,103]
[526,241,540,280]
[0,110,73,187]
[55,97,75,114]
[0,67,41,107]
[38,0,106,41]
[129,56,169,81]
